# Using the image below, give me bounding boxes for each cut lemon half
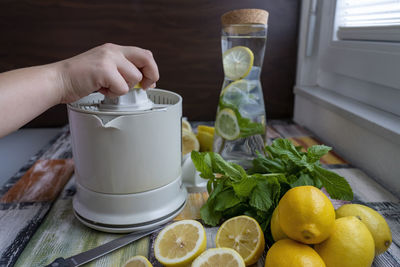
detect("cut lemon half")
[123,255,153,267]
[223,46,254,80]
[182,129,200,155]
[196,125,215,152]
[182,119,192,132]
[197,125,215,135]
[215,108,240,140]
[215,215,265,265]
[197,131,214,152]
[192,248,245,267]
[154,220,207,266]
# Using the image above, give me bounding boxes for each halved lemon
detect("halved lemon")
[182,119,192,132]
[215,215,265,265]
[123,255,153,267]
[154,220,207,266]
[182,129,200,155]
[196,125,215,152]
[223,46,254,80]
[197,125,215,135]
[215,108,240,141]
[192,248,245,267]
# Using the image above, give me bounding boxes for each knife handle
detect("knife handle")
[45,257,74,267]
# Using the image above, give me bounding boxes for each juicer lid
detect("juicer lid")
[67,88,182,116]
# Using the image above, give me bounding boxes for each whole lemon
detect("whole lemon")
[278,186,335,244]
[315,216,375,267]
[270,206,288,242]
[336,204,392,255]
[265,239,326,267]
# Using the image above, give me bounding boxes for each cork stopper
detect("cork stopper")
[221,9,269,25]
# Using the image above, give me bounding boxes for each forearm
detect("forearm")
[0,43,159,138]
[0,63,62,137]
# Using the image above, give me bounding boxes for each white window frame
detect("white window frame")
[294,0,400,196]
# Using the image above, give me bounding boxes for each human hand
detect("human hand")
[56,43,159,103]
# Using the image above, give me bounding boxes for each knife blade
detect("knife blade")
[45,226,163,267]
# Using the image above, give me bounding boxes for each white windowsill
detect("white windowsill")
[294,86,400,146]
[293,86,400,197]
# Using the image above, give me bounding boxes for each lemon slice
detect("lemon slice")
[154,220,207,266]
[223,46,254,80]
[196,125,215,152]
[192,248,245,267]
[220,79,257,96]
[182,119,192,132]
[215,215,265,265]
[123,255,153,267]
[215,108,240,140]
[182,129,200,155]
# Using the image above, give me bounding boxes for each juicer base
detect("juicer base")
[73,201,186,233]
[73,176,187,233]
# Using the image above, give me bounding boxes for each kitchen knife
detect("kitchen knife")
[45,226,163,267]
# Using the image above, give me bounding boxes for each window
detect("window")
[294,0,400,195]
[335,0,400,42]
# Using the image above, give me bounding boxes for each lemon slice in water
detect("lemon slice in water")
[221,79,256,96]
[215,108,240,140]
[223,46,254,80]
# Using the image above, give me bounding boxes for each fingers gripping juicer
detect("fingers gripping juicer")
[67,87,187,233]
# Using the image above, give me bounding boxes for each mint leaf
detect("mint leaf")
[250,181,273,211]
[200,202,222,226]
[200,181,225,226]
[212,153,244,181]
[290,173,315,188]
[266,139,314,172]
[249,152,286,174]
[238,118,265,138]
[191,151,214,179]
[214,189,242,211]
[307,145,331,163]
[269,139,302,158]
[249,177,280,212]
[222,203,249,218]
[208,181,225,202]
[232,177,257,197]
[314,165,353,201]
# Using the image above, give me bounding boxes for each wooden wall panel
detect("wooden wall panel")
[0,0,299,126]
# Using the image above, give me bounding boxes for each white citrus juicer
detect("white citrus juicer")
[67,87,187,233]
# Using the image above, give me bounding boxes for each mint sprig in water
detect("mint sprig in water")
[218,98,265,138]
[191,138,353,238]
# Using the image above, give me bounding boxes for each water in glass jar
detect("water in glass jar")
[214,26,268,168]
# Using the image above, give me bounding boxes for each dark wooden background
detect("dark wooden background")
[0,0,299,127]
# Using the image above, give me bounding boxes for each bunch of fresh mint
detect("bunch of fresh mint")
[191,138,353,239]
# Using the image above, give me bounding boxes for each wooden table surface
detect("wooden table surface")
[0,120,399,267]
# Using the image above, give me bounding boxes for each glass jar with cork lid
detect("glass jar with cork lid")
[213,8,269,168]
